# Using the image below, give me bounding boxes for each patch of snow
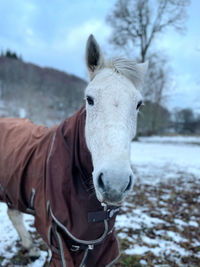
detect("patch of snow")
[125,245,150,255]
[125,240,193,258]
[142,236,159,245]
[189,220,199,227]
[139,135,200,144]
[116,214,136,229]
[0,204,19,259]
[19,107,26,118]
[0,203,48,266]
[140,259,147,265]
[27,251,48,267]
[116,208,166,232]
[131,141,200,184]
[164,230,188,243]
[174,219,187,226]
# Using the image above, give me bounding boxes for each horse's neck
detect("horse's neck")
[63,105,93,182]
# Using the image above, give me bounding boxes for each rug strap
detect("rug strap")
[88,206,120,223]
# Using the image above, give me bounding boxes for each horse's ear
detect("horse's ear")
[135,61,148,90]
[86,34,104,80]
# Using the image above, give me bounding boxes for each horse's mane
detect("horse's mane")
[105,57,144,90]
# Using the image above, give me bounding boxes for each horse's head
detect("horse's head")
[84,35,148,206]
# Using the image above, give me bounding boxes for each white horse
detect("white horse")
[5,34,148,263]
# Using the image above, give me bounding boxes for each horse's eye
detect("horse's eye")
[136,100,143,110]
[86,96,94,106]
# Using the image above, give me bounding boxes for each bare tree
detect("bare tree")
[145,53,170,101]
[107,0,190,135]
[173,108,196,133]
[107,0,190,62]
[0,80,2,98]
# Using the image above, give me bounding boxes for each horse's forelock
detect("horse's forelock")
[104,57,145,90]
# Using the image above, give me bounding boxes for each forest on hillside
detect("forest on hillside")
[0,52,200,135]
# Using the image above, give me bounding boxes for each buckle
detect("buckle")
[108,207,120,218]
[71,245,80,251]
[88,244,94,250]
[70,244,94,251]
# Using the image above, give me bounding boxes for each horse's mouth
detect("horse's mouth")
[96,190,123,207]
[102,199,122,207]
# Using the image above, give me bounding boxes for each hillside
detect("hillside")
[0,56,87,126]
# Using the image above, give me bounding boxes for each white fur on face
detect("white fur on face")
[85,68,142,204]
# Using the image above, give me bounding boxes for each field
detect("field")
[115,136,200,267]
[0,136,200,266]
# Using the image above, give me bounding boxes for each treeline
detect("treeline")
[172,108,200,134]
[0,49,21,60]
[138,103,200,136]
[0,55,86,126]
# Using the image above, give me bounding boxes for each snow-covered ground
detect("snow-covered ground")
[131,137,200,184]
[0,204,48,266]
[115,136,200,266]
[0,136,200,266]
[139,135,200,145]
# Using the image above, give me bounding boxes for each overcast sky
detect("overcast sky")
[0,0,199,113]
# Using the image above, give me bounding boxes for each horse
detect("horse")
[0,35,148,267]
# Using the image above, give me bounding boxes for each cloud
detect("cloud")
[52,19,111,56]
[0,0,112,78]
[49,19,111,79]
[0,0,199,112]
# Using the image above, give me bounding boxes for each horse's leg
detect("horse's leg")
[7,208,40,258]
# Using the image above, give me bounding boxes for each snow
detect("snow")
[131,140,200,184]
[131,141,200,170]
[0,204,19,257]
[0,203,48,266]
[139,135,200,144]
[188,220,199,227]
[140,259,147,265]
[174,218,187,227]
[19,108,27,118]
[27,251,48,267]
[117,136,200,265]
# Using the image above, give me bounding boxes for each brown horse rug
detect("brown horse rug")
[0,106,120,267]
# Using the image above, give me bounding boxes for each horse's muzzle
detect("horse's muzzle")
[94,170,134,205]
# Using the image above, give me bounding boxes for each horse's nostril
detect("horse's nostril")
[98,173,105,190]
[124,176,132,192]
